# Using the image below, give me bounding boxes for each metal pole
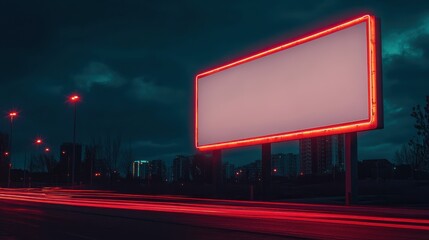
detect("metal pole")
[262,143,271,199]
[345,132,358,205]
[7,117,13,188]
[29,154,33,188]
[90,155,93,186]
[67,155,70,185]
[212,150,222,197]
[23,152,27,187]
[7,163,11,188]
[72,102,77,186]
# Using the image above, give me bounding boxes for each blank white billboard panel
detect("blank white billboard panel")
[196,15,380,150]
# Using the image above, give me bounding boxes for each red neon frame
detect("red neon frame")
[195,14,381,151]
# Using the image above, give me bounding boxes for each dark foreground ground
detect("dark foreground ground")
[0,188,428,240]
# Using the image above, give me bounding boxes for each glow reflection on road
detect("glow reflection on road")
[0,188,428,231]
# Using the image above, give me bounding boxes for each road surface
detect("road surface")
[0,188,428,239]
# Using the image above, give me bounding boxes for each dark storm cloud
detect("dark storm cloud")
[0,0,200,162]
[359,27,429,160]
[1,0,429,166]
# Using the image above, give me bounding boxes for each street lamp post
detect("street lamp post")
[69,95,80,186]
[44,147,51,185]
[5,152,10,187]
[23,152,27,187]
[7,111,17,188]
[62,151,70,185]
[31,138,43,188]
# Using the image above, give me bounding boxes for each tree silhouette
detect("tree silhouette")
[410,96,429,172]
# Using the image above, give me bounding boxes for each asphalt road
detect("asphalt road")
[0,188,428,240]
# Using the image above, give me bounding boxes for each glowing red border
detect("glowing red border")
[195,14,380,151]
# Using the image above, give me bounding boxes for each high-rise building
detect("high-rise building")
[285,153,299,177]
[299,135,344,175]
[0,132,9,155]
[191,153,212,183]
[150,159,166,182]
[299,138,313,175]
[236,160,261,183]
[172,155,191,182]
[132,160,150,179]
[0,132,9,183]
[59,142,82,181]
[80,144,104,183]
[223,161,235,181]
[315,136,333,175]
[272,153,299,177]
[331,134,345,172]
[272,153,286,176]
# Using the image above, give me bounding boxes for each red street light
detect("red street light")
[35,139,42,144]
[45,147,50,152]
[70,95,80,102]
[9,112,17,118]
[4,152,9,156]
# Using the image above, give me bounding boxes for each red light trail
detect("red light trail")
[0,188,428,232]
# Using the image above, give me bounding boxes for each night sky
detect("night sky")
[1,1,429,168]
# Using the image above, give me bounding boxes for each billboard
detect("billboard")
[196,15,381,151]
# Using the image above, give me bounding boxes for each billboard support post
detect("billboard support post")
[262,143,271,199]
[212,149,222,197]
[345,132,358,205]
[196,15,381,203]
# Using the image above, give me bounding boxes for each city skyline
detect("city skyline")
[1,1,429,168]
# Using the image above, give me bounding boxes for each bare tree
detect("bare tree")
[103,134,112,175]
[120,144,134,178]
[410,96,429,172]
[85,137,104,184]
[98,134,122,180]
[44,155,57,173]
[394,144,416,165]
[29,154,45,173]
[112,135,122,173]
